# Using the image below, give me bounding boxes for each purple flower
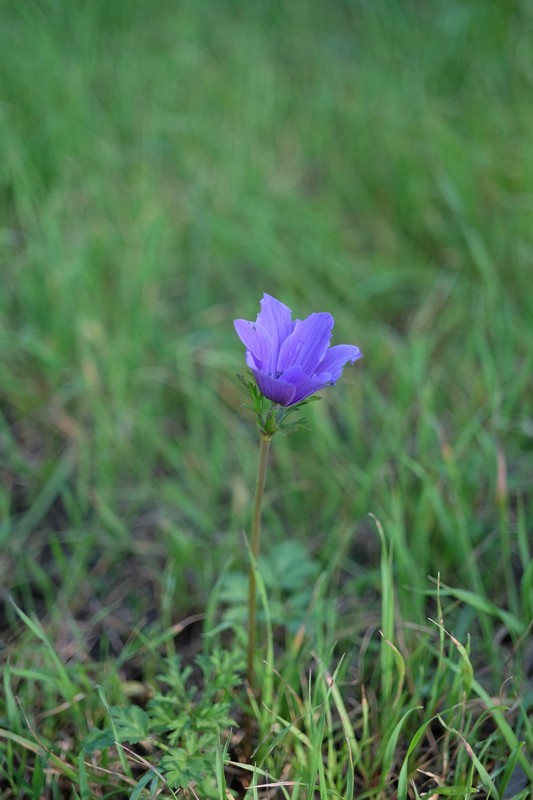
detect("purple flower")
[234,294,362,406]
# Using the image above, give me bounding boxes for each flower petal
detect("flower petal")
[277,313,334,374]
[252,369,297,406]
[279,365,332,405]
[245,350,259,370]
[234,320,273,371]
[257,294,295,352]
[316,344,362,381]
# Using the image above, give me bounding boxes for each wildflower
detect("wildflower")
[235,293,361,406]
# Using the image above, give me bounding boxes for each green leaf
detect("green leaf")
[129,770,161,800]
[110,705,150,744]
[82,728,115,754]
[77,751,90,800]
[161,748,211,787]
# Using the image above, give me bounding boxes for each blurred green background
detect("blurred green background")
[1,0,532,635]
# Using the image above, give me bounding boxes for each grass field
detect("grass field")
[1,1,533,797]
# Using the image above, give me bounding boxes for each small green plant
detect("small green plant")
[83,648,244,797]
[220,539,321,635]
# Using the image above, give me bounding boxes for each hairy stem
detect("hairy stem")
[246,433,272,694]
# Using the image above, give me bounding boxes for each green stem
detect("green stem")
[246,432,272,694]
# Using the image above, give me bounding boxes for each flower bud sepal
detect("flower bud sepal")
[237,373,320,436]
